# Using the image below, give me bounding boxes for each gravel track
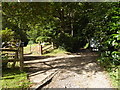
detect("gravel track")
[25,52,114,89]
[42,52,113,88]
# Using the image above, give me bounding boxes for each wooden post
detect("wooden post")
[19,47,24,71]
[30,44,31,53]
[12,51,18,68]
[52,42,54,49]
[39,44,42,55]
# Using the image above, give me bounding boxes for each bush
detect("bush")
[54,33,87,52]
[2,28,14,42]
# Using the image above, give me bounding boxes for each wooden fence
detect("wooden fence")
[1,47,24,71]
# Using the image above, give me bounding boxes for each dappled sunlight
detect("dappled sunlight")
[24,52,102,76]
[23,52,113,88]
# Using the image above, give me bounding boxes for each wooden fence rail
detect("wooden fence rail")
[0,47,24,71]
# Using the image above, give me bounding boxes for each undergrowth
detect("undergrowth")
[107,66,119,88]
[98,57,119,88]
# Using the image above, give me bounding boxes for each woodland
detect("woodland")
[1,2,120,88]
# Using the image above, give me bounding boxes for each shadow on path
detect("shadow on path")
[24,55,55,61]
[24,52,102,76]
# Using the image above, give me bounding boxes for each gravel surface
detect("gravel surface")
[42,52,113,88]
[25,52,114,89]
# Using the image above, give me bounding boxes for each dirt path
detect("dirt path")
[24,52,114,88]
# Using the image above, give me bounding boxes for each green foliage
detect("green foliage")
[36,36,51,43]
[28,40,34,45]
[2,2,119,51]
[108,67,119,87]
[2,2,119,56]
[2,28,14,42]
[97,2,120,67]
[2,2,120,87]
[96,3,120,87]
[26,27,38,43]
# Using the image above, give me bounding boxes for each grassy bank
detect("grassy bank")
[43,48,68,56]
[2,68,31,89]
[107,66,119,88]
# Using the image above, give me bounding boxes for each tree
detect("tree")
[2,2,119,53]
[96,2,120,67]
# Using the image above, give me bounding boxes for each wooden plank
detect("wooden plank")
[30,69,60,90]
[0,48,18,52]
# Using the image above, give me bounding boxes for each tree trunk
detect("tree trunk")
[70,12,74,37]
[58,8,65,33]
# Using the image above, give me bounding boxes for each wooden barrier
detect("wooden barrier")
[0,47,24,71]
[39,44,42,55]
[19,47,24,71]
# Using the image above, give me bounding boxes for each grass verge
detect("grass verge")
[107,66,119,88]
[2,68,31,89]
[43,48,68,56]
